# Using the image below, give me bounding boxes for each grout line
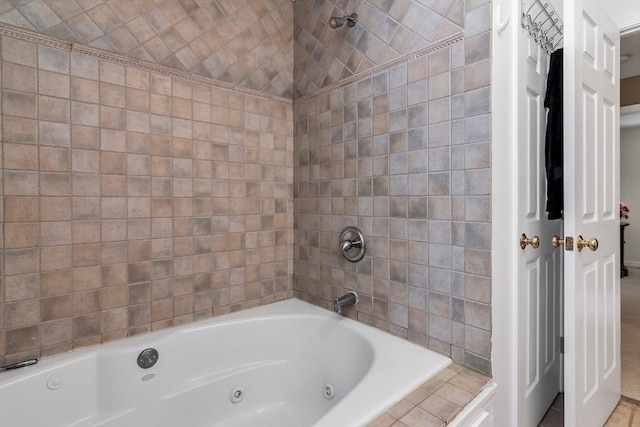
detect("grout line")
[622,395,640,406]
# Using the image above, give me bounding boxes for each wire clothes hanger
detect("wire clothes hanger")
[521,0,564,53]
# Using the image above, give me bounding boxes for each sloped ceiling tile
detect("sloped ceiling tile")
[0,0,295,99]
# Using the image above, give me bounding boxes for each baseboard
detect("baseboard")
[626,261,640,269]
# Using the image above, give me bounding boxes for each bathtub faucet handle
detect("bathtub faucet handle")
[340,239,361,252]
[334,291,359,314]
[339,227,366,262]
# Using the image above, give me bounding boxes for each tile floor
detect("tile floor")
[539,394,640,426]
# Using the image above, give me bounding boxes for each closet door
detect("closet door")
[516,26,563,427]
[563,1,621,426]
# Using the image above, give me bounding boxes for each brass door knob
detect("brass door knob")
[577,235,598,252]
[520,233,540,249]
[551,235,574,251]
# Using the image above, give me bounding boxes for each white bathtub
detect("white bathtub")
[0,298,451,427]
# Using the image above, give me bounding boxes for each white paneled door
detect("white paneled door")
[516,24,563,427]
[495,0,623,425]
[563,1,621,426]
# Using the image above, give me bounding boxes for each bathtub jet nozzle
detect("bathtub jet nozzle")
[334,291,358,314]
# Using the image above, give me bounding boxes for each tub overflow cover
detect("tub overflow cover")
[137,348,159,369]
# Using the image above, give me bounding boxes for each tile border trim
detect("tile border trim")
[0,22,463,107]
[0,22,294,106]
[296,31,465,103]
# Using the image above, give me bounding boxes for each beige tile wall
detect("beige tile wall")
[0,0,294,98]
[293,0,492,375]
[0,0,492,378]
[0,34,294,366]
[293,0,465,97]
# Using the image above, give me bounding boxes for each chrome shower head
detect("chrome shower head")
[329,13,358,29]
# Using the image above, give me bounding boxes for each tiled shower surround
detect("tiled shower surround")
[293,0,465,97]
[0,34,294,366]
[0,0,492,377]
[293,3,492,374]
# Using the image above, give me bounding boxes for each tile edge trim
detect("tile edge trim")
[0,23,293,106]
[0,23,463,106]
[295,31,465,103]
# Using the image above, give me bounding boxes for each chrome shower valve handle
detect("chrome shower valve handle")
[341,238,361,252]
[339,227,366,262]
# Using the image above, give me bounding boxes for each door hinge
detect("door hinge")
[560,336,564,354]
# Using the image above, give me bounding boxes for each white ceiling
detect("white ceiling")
[603,0,640,32]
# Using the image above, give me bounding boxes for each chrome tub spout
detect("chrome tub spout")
[334,291,358,314]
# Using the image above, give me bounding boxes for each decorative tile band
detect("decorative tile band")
[295,31,465,103]
[0,23,294,106]
[0,22,462,107]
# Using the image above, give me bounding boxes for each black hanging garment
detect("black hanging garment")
[544,48,563,220]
